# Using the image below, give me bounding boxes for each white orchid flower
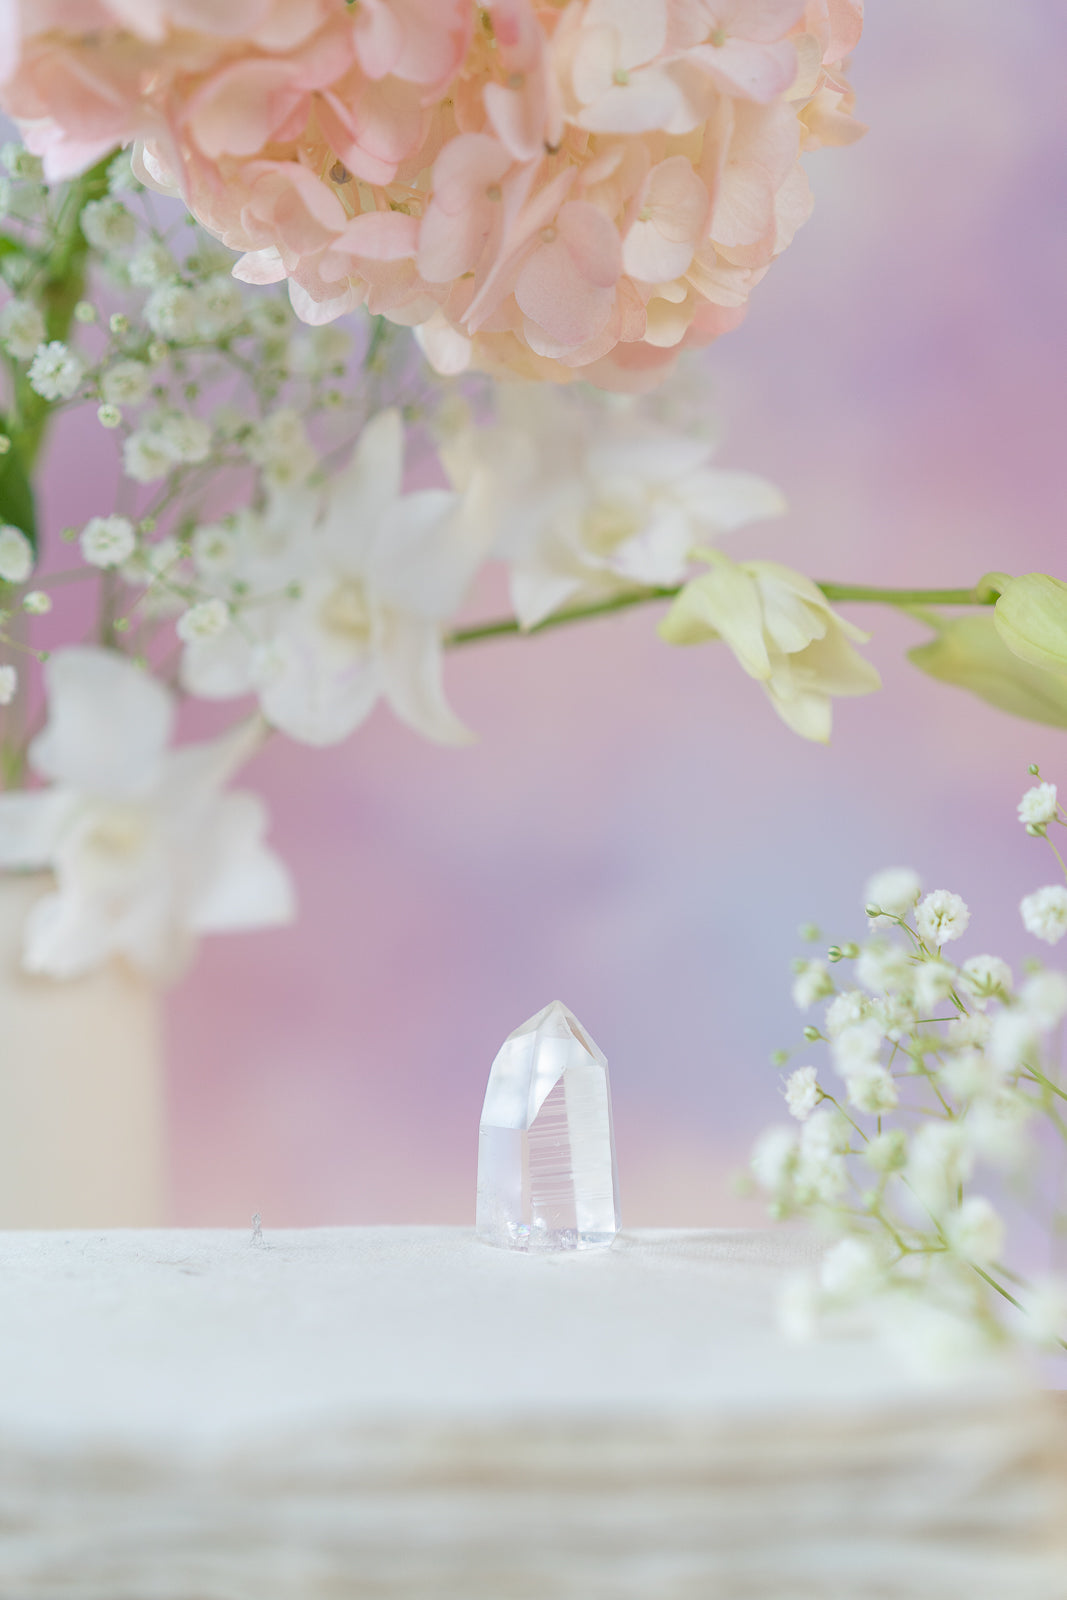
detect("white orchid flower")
[0,648,294,980]
[442,384,785,629]
[182,409,491,747]
[659,552,881,741]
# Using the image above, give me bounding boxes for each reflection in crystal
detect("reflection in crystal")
[476,1001,620,1251]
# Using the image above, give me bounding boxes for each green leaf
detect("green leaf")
[909,611,1067,729]
[0,426,36,548]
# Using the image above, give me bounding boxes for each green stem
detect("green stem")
[444,582,994,650]
[10,156,113,474]
[972,1263,1025,1313]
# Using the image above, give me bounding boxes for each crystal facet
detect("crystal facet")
[476,1001,621,1251]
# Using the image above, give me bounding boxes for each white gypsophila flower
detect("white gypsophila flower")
[0,523,33,583]
[791,958,834,1010]
[101,358,151,406]
[907,1122,973,1215]
[940,1050,1006,1103]
[27,340,83,400]
[864,1128,907,1173]
[154,413,211,465]
[916,889,970,947]
[865,866,921,918]
[795,1109,849,1203]
[831,1019,882,1077]
[1019,970,1067,1029]
[212,403,247,441]
[987,1007,1037,1072]
[289,323,350,376]
[868,993,915,1041]
[1,143,42,181]
[195,275,244,339]
[1023,1278,1067,1347]
[1018,782,1058,827]
[824,989,871,1037]
[876,1294,1001,1378]
[912,958,958,1014]
[844,1063,899,1116]
[248,298,290,338]
[128,241,175,288]
[245,407,317,489]
[0,296,45,360]
[22,589,51,613]
[80,515,136,569]
[144,282,200,342]
[947,1012,992,1049]
[945,1196,1005,1268]
[191,522,240,577]
[0,647,294,978]
[964,1092,1034,1171]
[97,403,121,428]
[123,430,176,484]
[121,534,180,586]
[1021,885,1067,946]
[176,598,230,643]
[856,941,914,995]
[106,149,138,194]
[79,198,136,252]
[751,1125,797,1197]
[783,1066,820,1121]
[820,1237,885,1298]
[0,663,17,704]
[959,955,1013,1007]
[120,538,184,618]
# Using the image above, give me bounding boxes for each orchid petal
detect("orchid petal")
[30,648,174,799]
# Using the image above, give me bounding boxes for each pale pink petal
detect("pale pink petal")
[515,247,615,348]
[431,133,512,214]
[576,70,685,134]
[185,59,304,159]
[709,0,807,43]
[623,156,709,281]
[334,210,419,261]
[414,312,472,375]
[232,246,287,284]
[557,199,622,287]
[691,37,798,101]
[351,0,404,79]
[583,0,668,66]
[288,278,365,325]
[710,161,775,248]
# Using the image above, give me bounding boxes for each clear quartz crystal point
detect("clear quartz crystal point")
[476,1000,621,1252]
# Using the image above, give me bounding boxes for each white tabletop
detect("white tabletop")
[0,1224,1010,1451]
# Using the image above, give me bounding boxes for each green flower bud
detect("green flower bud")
[994,573,1067,674]
[770,1049,790,1067]
[909,611,1067,729]
[802,1025,821,1042]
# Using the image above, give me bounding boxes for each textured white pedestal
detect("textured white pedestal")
[0,1227,1063,1598]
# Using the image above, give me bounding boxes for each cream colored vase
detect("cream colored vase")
[0,874,166,1228]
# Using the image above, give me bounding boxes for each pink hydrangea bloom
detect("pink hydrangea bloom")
[0,0,864,388]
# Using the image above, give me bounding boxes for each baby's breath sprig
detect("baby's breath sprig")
[751,775,1067,1367]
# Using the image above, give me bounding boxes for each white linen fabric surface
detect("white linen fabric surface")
[0,1225,1062,1598]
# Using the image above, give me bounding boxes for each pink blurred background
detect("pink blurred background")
[38,0,1067,1227]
